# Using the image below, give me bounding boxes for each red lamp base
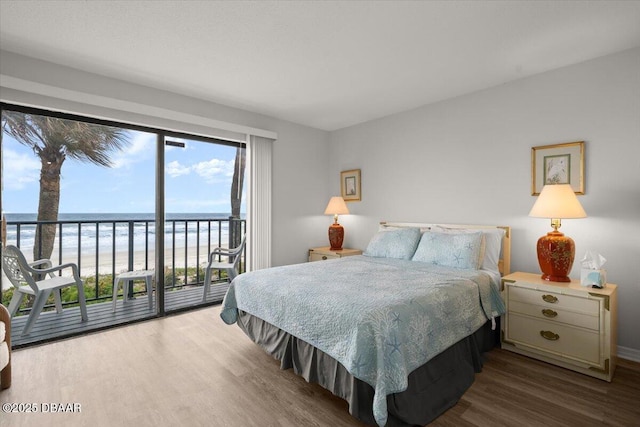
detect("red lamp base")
[536,230,575,282]
[328,223,344,251]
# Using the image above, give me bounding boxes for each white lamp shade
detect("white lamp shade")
[529,184,587,219]
[324,196,349,215]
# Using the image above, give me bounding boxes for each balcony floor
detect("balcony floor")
[9,283,230,348]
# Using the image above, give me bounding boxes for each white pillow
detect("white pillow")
[0,342,8,374]
[431,226,505,273]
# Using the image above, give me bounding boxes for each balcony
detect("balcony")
[1,215,245,348]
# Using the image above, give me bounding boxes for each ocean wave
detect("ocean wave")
[4,213,242,256]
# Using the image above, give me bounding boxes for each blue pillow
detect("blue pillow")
[363,227,421,260]
[412,231,484,269]
[431,225,503,272]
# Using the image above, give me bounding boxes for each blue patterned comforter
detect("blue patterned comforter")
[220,255,505,426]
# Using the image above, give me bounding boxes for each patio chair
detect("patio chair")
[2,245,88,335]
[202,235,246,302]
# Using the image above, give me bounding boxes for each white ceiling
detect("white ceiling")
[1,1,639,131]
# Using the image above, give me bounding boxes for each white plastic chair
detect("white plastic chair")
[2,245,88,335]
[202,235,246,301]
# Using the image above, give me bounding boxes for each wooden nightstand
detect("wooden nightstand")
[501,272,617,381]
[308,247,362,262]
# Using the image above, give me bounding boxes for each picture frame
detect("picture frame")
[340,169,361,201]
[531,141,584,195]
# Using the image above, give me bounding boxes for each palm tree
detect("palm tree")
[1,111,130,260]
[229,145,246,248]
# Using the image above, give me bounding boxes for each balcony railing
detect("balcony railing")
[2,216,246,314]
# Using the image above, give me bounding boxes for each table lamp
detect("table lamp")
[529,184,587,282]
[324,196,349,250]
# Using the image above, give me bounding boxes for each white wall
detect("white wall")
[329,48,640,354]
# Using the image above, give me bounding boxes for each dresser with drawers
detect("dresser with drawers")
[501,272,617,381]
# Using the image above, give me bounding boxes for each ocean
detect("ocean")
[4,212,243,255]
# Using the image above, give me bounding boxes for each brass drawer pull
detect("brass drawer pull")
[542,309,558,318]
[322,256,328,260]
[540,330,559,341]
[542,294,558,303]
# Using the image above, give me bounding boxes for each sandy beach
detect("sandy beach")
[85,243,229,274]
[73,246,214,275]
[1,244,228,289]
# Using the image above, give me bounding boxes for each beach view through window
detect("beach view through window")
[1,107,246,339]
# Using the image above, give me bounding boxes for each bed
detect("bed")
[221,222,511,426]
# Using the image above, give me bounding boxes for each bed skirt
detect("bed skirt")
[237,311,498,426]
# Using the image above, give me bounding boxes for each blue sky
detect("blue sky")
[2,128,245,214]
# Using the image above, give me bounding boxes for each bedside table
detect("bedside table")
[308,247,362,262]
[501,272,617,381]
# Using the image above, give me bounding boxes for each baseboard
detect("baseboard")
[618,346,640,363]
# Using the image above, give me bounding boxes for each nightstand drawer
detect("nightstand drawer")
[508,300,600,330]
[509,286,599,315]
[507,313,600,364]
[308,247,362,262]
[309,253,339,261]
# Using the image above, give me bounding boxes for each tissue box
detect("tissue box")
[581,268,606,288]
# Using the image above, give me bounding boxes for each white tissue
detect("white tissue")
[580,251,607,288]
[581,251,606,270]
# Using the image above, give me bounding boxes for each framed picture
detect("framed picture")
[531,141,584,195]
[341,169,361,201]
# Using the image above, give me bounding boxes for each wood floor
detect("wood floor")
[9,284,229,348]
[2,305,639,427]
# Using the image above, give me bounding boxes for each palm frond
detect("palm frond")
[2,112,131,166]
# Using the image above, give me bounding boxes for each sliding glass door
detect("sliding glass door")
[1,104,245,346]
[162,136,246,313]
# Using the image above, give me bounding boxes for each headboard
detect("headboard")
[379,222,511,276]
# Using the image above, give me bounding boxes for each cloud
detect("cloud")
[192,158,235,184]
[111,132,155,169]
[166,160,191,177]
[3,149,40,190]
